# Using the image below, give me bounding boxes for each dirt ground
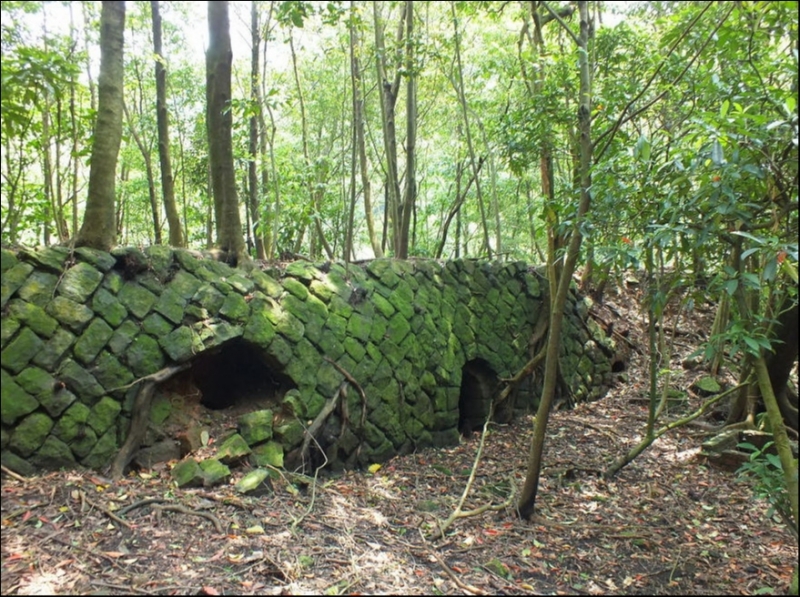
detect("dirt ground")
[2,282,797,595]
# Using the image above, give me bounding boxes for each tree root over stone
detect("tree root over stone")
[109,363,191,480]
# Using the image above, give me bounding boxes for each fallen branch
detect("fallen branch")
[605,381,746,478]
[109,363,191,480]
[428,549,487,595]
[1,464,29,483]
[431,403,515,540]
[83,494,133,529]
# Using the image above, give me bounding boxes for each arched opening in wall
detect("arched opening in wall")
[191,338,295,411]
[458,359,499,435]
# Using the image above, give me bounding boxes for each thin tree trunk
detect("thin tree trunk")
[450,1,491,259]
[289,31,333,259]
[350,1,382,258]
[518,1,593,520]
[373,1,405,256]
[248,1,265,259]
[124,101,161,244]
[151,0,184,247]
[399,0,416,258]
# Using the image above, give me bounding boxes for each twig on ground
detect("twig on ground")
[1,464,29,483]
[84,494,133,529]
[428,549,487,595]
[116,497,168,517]
[153,503,224,534]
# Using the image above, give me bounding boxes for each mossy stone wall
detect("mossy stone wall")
[1,246,615,475]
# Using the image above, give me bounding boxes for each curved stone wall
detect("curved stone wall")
[1,246,615,476]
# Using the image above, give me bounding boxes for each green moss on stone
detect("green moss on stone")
[329,295,353,319]
[91,288,127,327]
[1,315,20,348]
[89,397,122,435]
[172,458,204,487]
[251,270,283,298]
[274,419,305,447]
[126,334,165,377]
[200,458,231,487]
[250,440,284,467]
[1,327,45,373]
[274,310,304,343]
[283,278,309,300]
[268,335,293,366]
[107,320,139,355]
[10,413,54,457]
[15,367,54,398]
[31,328,74,370]
[142,313,174,337]
[159,326,200,362]
[81,428,117,469]
[58,262,103,303]
[169,270,202,300]
[346,312,372,343]
[31,435,76,469]
[118,282,157,320]
[1,374,39,425]
[18,271,58,308]
[74,318,114,365]
[236,468,271,494]
[315,360,343,397]
[58,359,105,404]
[0,248,18,272]
[47,296,94,332]
[216,433,251,464]
[152,288,186,324]
[238,409,273,445]
[220,292,249,322]
[1,262,34,308]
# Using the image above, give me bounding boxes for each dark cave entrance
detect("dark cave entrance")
[458,359,500,435]
[191,338,295,411]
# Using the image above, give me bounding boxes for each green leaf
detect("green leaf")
[720,100,730,118]
[762,258,777,282]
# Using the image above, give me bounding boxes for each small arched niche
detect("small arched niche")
[191,338,295,411]
[458,358,499,435]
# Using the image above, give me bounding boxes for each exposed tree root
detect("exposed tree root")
[109,363,191,480]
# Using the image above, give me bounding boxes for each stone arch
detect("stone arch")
[458,358,499,435]
[190,337,295,410]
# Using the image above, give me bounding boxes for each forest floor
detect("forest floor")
[1,279,797,596]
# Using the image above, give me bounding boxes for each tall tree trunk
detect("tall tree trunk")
[289,31,333,259]
[373,1,405,256]
[399,0,417,258]
[518,1,593,520]
[151,0,184,247]
[248,2,266,259]
[76,0,125,251]
[206,0,246,262]
[350,1,382,258]
[450,1,492,259]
